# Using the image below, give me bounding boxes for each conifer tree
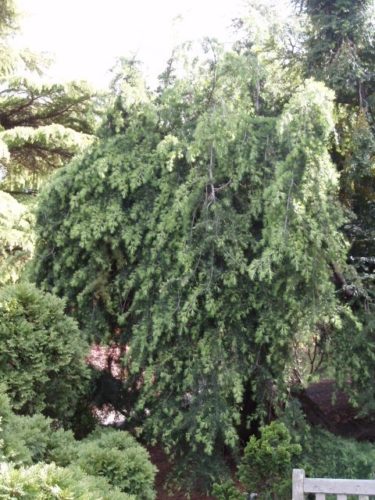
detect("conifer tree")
[0,0,99,193]
[34,47,348,486]
[295,0,374,107]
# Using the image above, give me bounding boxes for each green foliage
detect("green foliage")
[0,78,98,192]
[76,428,157,500]
[1,411,77,467]
[212,481,245,500]
[0,191,33,285]
[0,0,17,36]
[0,283,90,422]
[0,388,156,498]
[295,0,375,410]
[33,40,350,486]
[34,49,271,475]
[301,427,375,480]
[282,401,375,480]
[295,0,374,106]
[4,0,374,495]
[0,462,134,500]
[0,0,18,76]
[249,80,347,395]
[238,422,301,499]
[34,66,159,340]
[0,0,100,193]
[233,0,305,109]
[0,379,77,469]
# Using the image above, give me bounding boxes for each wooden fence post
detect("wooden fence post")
[293,469,305,500]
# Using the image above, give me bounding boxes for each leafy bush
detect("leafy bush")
[0,388,156,498]
[0,387,78,466]
[0,462,134,499]
[238,422,301,499]
[300,426,375,480]
[283,400,375,480]
[6,415,77,466]
[0,283,90,422]
[212,480,245,499]
[76,428,157,500]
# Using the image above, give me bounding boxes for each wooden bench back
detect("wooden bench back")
[293,469,375,500]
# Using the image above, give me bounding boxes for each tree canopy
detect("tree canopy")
[33,40,358,483]
[0,4,99,193]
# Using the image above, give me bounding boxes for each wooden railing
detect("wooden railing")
[293,469,375,500]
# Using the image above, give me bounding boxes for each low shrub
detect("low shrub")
[212,480,245,499]
[76,428,157,500]
[238,421,301,499]
[0,283,90,424]
[0,462,134,499]
[0,386,156,498]
[300,426,375,479]
[0,387,78,466]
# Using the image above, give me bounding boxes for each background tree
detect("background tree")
[0,78,97,192]
[0,0,100,194]
[295,0,374,107]
[294,0,375,410]
[0,0,18,76]
[0,190,33,285]
[0,0,102,288]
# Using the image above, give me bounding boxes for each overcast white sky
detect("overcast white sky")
[13,0,247,88]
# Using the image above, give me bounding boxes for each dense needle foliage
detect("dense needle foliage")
[0,0,372,494]
[34,49,351,482]
[0,283,90,422]
[0,191,33,284]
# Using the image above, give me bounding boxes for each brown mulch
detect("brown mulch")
[297,379,375,440]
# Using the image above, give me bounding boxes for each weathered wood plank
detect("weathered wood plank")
[336,495,347,500]
[304,478,375,495]
[315,494,325,500]
[292,469,305,500]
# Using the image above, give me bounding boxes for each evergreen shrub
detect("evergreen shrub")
[283,401,375,480]
[0,462,134,500]
[0,388,78,466]
[238,422,301,499]
[0,283,90,422]
[76,427,157,500]
[300,427,375,480]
